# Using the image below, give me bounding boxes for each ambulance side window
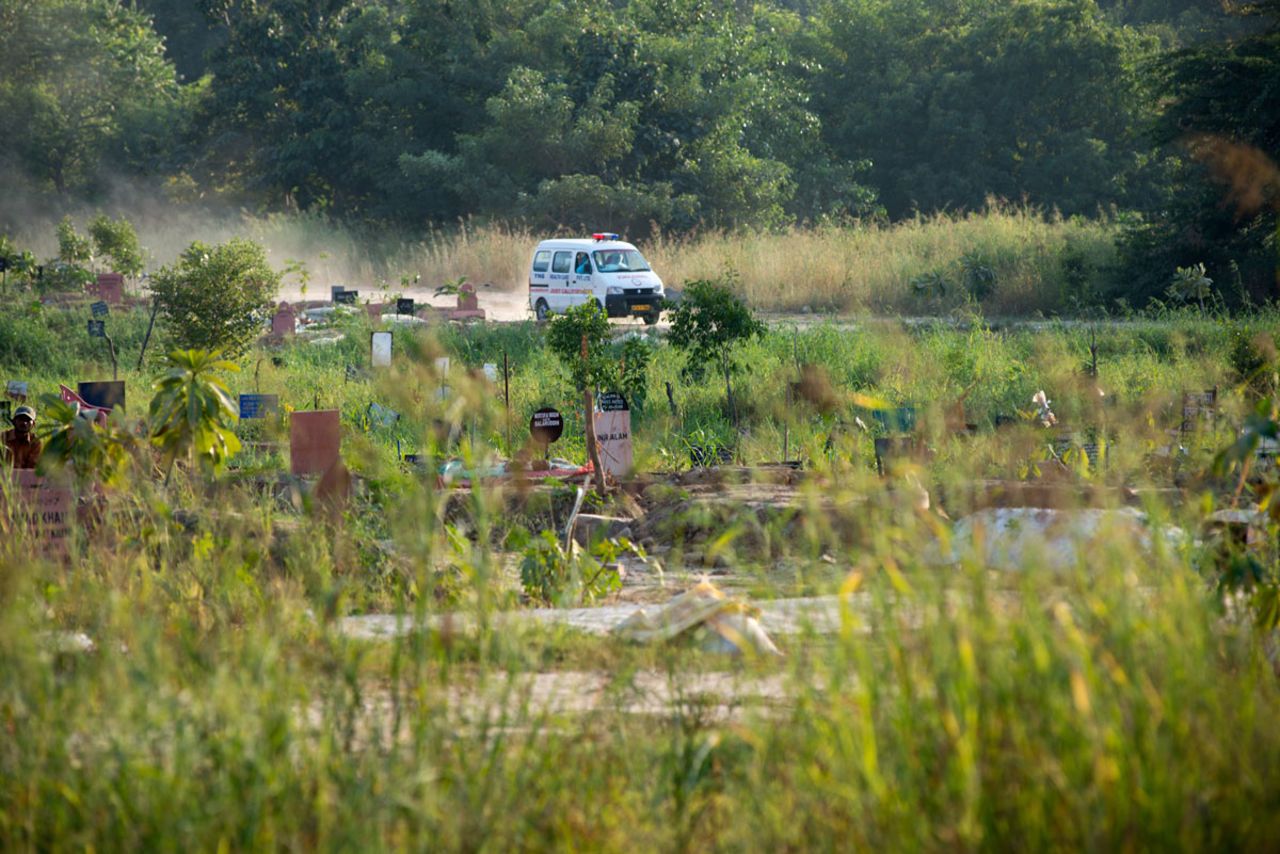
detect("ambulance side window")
[575,252,591,275]
[532,250,551,273]
[552,251,572,274]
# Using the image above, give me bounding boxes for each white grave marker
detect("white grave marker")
[371,331,393,367]
[595,392,633,479]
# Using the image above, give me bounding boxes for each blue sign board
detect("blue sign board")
[91,301,109,317]
[238,393,279,419]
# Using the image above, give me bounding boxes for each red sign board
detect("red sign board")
[93,273,124,304]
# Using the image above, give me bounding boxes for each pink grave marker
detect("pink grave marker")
[93,273,124,304]
[1,471,73,557]
[270,304,296,337]
[457,283,479,312]
[290,410,341,476]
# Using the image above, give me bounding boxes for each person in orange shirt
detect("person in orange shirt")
[2,406,43,470]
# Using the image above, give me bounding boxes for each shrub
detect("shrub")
[88,213,145,277]
[150,238,281,356]
[668,276,766,424]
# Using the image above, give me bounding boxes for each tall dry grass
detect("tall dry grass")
[646,206,1115,314]
[21,206,1115,314]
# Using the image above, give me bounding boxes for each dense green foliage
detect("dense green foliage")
[1116,0,1280,306]
[0,0,181,195]
[669,277,767,420]
[0,0,1275,308]
[148,238,281,355]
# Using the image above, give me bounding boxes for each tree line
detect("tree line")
[0,0,1276,306]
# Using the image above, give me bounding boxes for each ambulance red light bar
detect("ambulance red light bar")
[592,232,620,241]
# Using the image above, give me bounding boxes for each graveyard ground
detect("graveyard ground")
[4,295,1280,848]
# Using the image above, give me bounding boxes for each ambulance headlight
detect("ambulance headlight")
[606,286,623,295]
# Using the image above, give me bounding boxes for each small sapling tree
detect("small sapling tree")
[668,277,767,426]
[88,213,145,278]
[546,301,616,490]
[150,238,281,356]
[41,216,94,294]
[149,349,242,483]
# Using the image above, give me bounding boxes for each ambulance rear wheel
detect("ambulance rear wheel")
[535,299,550,322]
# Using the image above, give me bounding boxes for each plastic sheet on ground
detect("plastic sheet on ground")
[612,581,782,657]
[928,507,1186,571]
[438,457,594,486]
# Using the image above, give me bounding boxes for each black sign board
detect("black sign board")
[87,319,105,338]
[529,407,564,446]
[599,391,629,412]
[335,290,358,305]
[91,301,109,317]
[331,286,345,302]
[397,297,415,316]
[78,381,125,410]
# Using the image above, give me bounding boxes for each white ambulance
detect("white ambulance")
[528,233,665,324]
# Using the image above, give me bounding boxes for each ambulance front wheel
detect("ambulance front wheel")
[642,310,660,326]
[534,299,550,322]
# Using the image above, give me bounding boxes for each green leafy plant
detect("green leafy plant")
[37,397,142,486]
[546,300,616,392]
[514,528,633,606]
[668,277,766,425]
[56,216,92,266]
[960,251,997,301]
[149,238,281,356]
[1167,263,1215,314]
[149,349,242,482]
[618,337,653,411]
[910,270,949,300]
[88,213,145,277]
[434,275,468,298]
[1210,397,1280,629]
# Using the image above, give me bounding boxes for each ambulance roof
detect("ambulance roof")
[534,238,638,253]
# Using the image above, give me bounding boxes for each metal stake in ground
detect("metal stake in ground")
[581,334,606,492]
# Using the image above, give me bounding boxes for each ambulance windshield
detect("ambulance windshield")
[592,249,651,273]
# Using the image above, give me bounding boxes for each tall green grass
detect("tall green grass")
[2,302,1279,848]
[2,457,1278,848]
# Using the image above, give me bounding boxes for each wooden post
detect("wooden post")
[581,334,606,492]
[136,300,161,370]
[104,333,119,381]
[503,350,511,455]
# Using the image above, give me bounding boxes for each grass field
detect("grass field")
[2,291,1279,848]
